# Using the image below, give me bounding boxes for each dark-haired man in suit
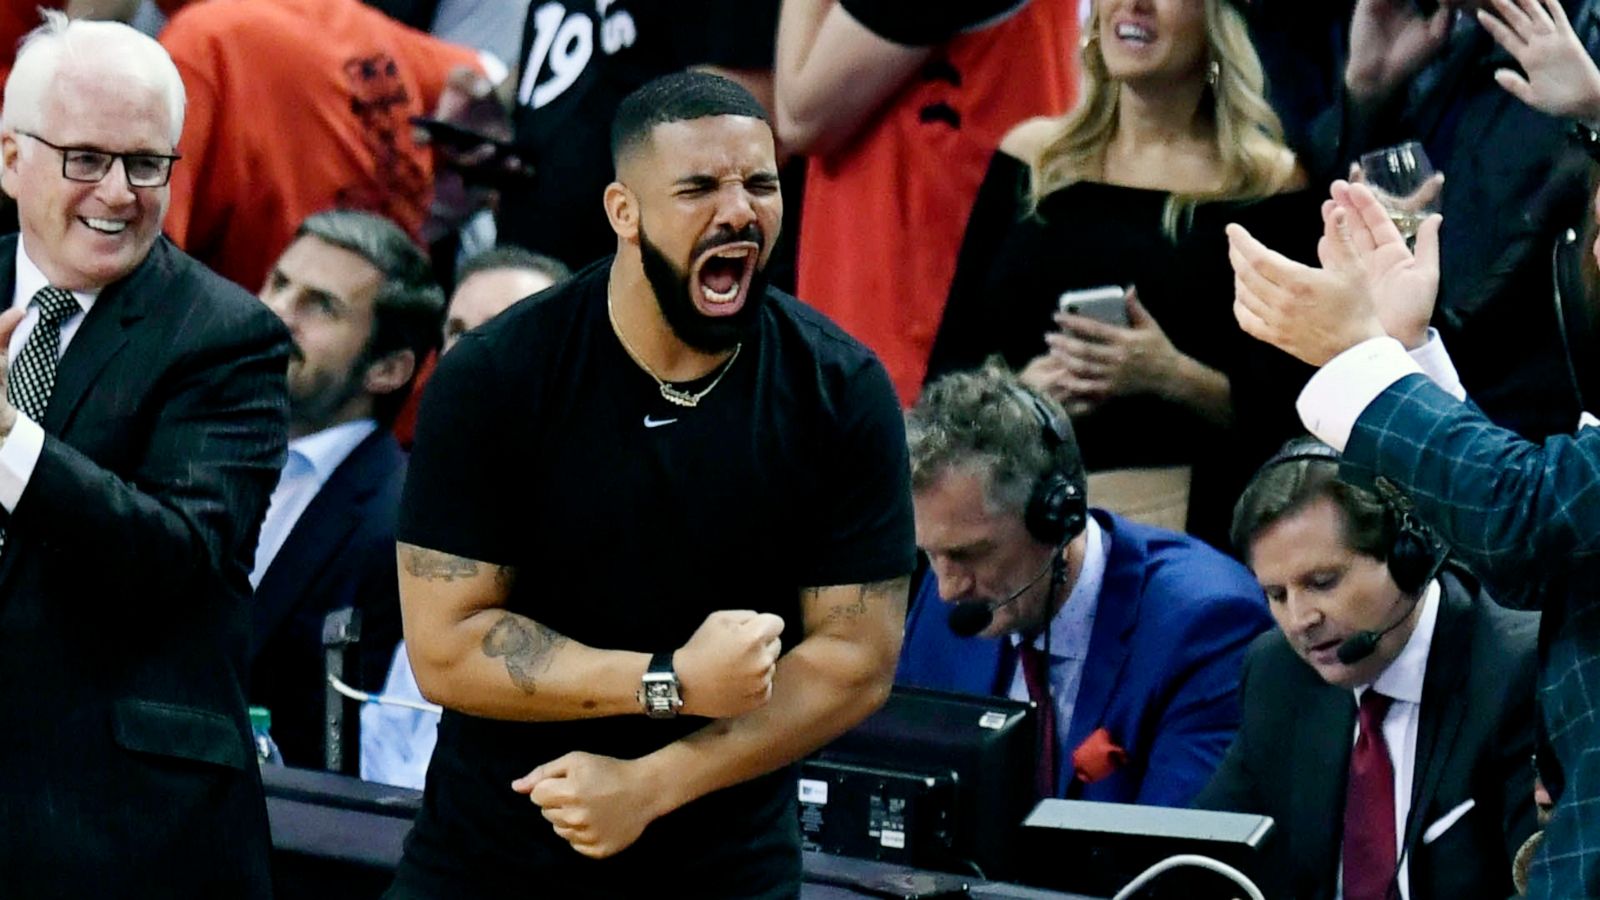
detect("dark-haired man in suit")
[1197,441,1538,900]
[248,208,444,770]
[0,13,288,898]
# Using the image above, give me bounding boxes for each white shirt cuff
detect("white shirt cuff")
[476,50,509,86]
[1405,328,1467,402]
[1296,337,1423,452]
[1581,412,1599,431]
[0,414,45,512]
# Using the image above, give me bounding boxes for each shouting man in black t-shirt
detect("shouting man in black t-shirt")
[387,72,916,900]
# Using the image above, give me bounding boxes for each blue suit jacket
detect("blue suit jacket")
[1346,374,1597,899]
[896,510,1272,807]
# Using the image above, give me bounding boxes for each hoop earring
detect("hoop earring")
[1206,59,1220,87]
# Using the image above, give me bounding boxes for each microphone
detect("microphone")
[1335,591,1423,665]
[947,544,1064,638]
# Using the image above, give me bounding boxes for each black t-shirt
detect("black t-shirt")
[838,0,1028,46]
[393,259,915,898]
[499,2,780,271]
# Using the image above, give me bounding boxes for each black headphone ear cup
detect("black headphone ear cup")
[1387,518,1437,595]
[1025,474,1087,546]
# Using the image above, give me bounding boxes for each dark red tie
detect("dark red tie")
[1018,643,1057,799]
[1344,690,1397,900]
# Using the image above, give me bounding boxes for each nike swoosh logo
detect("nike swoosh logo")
[643,415,679,428]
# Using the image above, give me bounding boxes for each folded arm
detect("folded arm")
[13,311,289,602]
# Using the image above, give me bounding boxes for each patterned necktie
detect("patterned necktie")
[0,287,81,554]
[8,286,81,421]
[1018,642,1058,799]
[1344,690,1398,900]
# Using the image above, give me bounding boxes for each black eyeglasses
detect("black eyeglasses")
[18,131,181,188]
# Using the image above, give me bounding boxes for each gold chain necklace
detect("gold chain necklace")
[607,292,742,408]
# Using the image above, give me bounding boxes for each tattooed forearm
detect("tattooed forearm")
[402,546,480,581]
[481,612,570,693]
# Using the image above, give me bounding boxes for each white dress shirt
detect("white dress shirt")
[248,419,378,588]
[0,239,100,512]
[1006,515,1108,792]
[1336,579,1442,900]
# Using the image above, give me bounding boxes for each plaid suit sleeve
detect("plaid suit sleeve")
[1343,374,1600,610]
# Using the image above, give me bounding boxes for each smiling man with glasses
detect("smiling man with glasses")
[0,12,289,899]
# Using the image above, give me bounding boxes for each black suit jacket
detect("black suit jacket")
[249,426,406,771]
[0,236,289,899]
[1196,569,1539,900]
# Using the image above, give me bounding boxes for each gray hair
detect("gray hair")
[2,10,187,146]
[906,362,1072,516]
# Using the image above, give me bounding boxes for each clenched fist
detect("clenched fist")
[672,610,784,718]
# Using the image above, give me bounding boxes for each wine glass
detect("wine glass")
[1358,141,1442,241]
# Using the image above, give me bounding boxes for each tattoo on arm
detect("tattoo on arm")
[402,547,480,581]
[482,612,570,693]
[809,577,911,624]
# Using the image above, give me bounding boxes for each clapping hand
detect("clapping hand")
[1478,0,1600,123]
[1228,180,1442,366]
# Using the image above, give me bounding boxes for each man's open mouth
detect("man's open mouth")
[690,241,758,316]
[81,217,128,235]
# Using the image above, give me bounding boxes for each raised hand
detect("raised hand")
[1345,0,1455,103]
[672,609,784,718]
[1479,0,1600,122]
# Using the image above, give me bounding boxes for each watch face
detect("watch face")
[643,678,681,717]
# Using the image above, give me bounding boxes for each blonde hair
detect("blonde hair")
[1025,0,1296,236]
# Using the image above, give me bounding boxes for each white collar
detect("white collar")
[1013,514,1107,657]
[14,237,98,315]
[287,419,378,482]
[1360,578,1442,706]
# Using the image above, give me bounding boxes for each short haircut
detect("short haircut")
[455,245,570,288]
[906,362,1083,517]
[1230,437,1393,563]
[3,10,186,145]
[294,210,445,425]
[610,71,769,168]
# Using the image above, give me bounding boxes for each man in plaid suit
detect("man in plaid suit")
[1227,169,1598,897]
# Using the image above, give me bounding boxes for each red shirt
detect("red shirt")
[160,0,480,292]
[797,1,1078,405]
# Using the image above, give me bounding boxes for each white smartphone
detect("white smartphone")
[1058,285,1131,327]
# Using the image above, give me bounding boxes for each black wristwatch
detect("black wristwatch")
[638,651,683,719]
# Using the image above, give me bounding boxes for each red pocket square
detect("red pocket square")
[1072,727,1127,785]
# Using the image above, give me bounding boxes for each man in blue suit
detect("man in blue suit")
[248,209,444,770]
[1228,160,1600,890]
[897,366,1273,806]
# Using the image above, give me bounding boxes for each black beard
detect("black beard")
[639,218,767,354]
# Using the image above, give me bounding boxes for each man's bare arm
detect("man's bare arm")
[399,543,651,720]
[633,575,909,817]
[399,543,784,721]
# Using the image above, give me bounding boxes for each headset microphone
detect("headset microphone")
[947,549,1059,638]
[1335,592,1422,665]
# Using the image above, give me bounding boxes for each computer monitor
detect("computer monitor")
[808,686,1038,880]
[1017,798,1275,898]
